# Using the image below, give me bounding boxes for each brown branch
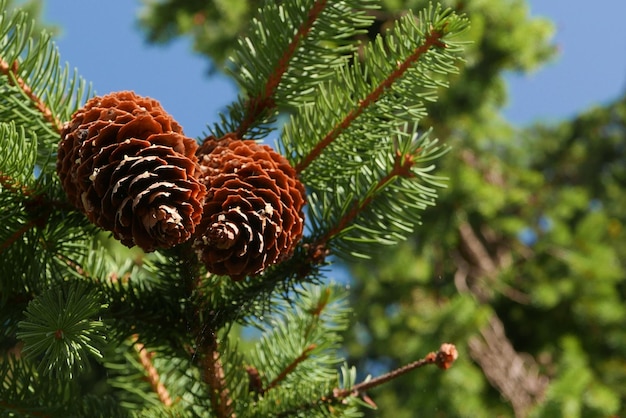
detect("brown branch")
[133,335,173,407]
[295,29,446,173]
[458,221,498,276]
[234,0,329,138]
[456,221,531,304]
[0,58,63,133]
[199,331,236,418]
[332,343,458,401]
[454,221,545,416]
[277,343,457,417]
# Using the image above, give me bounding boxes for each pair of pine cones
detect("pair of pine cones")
[57,91,305,280]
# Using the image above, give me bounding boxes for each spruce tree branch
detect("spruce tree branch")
[198,331,236,418]
[0,171,73,211]
[264,343,317,394]
[0,58,63,133]
[294,29,446,173]
[0,177,56,254]
[132,335,173,407]
[334,343,458,398]
[235,0,328,138]
[276,343,458,417]
[301,286,331,341]
[313,150,415,249]
[0,219,38,254]
[0,173,74,254]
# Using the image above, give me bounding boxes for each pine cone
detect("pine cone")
[57,91,206,252]
[194,135,305,280]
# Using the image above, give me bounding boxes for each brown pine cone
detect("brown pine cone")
[57,91,206,252]
[194,135,305,280]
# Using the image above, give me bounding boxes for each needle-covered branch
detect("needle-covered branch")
[0,4,91,150]
[281,6,467,180]
[1,0,469,416]
[276,343,459,417]
[133,335,173,407]
[0,57,62,133]
[210,0,377,139]
[293,28,446,174]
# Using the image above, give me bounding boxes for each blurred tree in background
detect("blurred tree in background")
[51,0,626,416]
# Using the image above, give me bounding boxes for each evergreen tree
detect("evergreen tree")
[140,0,626,417]
[1,1,468,416]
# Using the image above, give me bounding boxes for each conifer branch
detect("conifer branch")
[247,343,318,397]
[332,343,458,400]
[199,331,236,418]
[0,219,37,254]
[0,57,63,133]
[276,343,458,417]
[0,178,45,254]
[234,0,328,138]
[0,173,72,254]
[294,29,446,173]
[0,401,49,418]
[265,344,317,394]
[313,150,416,251]
[133,336,173,407]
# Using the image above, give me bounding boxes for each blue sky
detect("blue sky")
[41,1,626,138]
[503,1,626,125]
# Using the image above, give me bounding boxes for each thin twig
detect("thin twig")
[234,0,329,138]
[334,343,458,400]
[295,29,446,173]
[133,335,173,407]
[277,343,458,417]
[0,58,63,133]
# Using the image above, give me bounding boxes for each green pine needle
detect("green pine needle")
[17,282,107,379]
[0,0,91,170]
[0,121,37,186]
[211,0,378,138]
